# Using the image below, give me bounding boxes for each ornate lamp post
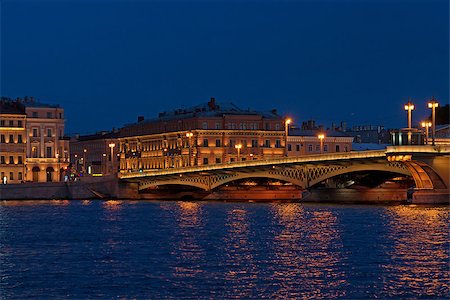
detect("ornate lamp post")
[421,121,431,145]
[404,101,415,145]
[235,144,242,161]
[318,133,325,154]
[428,98,439,145]
[186,132,193,166]
[285,118,292,157]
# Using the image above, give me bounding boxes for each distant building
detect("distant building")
[0,97,69,183]
[70,131,119,177]
[343,125,390,144]
[287,128,353,155]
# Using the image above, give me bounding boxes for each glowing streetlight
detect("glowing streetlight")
[109,143,116,174]
[428,98,439,145]
[404,101,415,129]
[421,121,432,145]
[318,133,325,154]
[83,149,87,174]
[285,118,292,157]
[235,143,242,161]
[186,132,193,166]
[102,153,107,175]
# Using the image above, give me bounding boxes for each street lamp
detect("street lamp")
[186,132,193,166]
[83,149,87,175]
[318,133,325,154]
[102,153,107,175]
[109,143,116,174]
[421,121,432,145]
[235,144,242,161]
[404,101,415,145]
[285,118,292,157]
[74,154,78,175]
[428,98,439,145]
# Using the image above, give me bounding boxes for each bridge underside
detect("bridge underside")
[132,159,418,192]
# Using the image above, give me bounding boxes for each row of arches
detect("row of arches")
[31,166,64,182]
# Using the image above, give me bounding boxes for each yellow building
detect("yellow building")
[0,100,27,183]
[24,101,70,182]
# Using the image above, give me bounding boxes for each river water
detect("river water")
[0,200,448,299]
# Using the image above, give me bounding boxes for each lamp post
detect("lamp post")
[235,144,242,161]
[404,101,415,145]
[74,154,78,176]
[83,149,87,175]
[428,98,439,145]
[318,133,325,154]
[421,121,432,145]
[186,132,193,166]
[102,153,107,175]
[108,143,115,174]
[285,118,292,157]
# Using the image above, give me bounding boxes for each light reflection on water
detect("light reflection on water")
[0,200,448,299]
[383,205,449,298]
[270,204,347,299]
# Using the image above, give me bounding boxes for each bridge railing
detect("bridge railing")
[119,150,387,179]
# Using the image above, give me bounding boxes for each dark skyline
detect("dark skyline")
[1,0,448,134]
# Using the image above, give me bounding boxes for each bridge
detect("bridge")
[119,145,450,203]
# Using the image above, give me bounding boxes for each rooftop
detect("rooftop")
[0,96,60,109]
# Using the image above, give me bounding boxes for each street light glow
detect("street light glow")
[318,134,325,140]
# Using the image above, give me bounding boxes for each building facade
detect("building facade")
[0,97,69,183]
[70,131,119,177]
[118,98,353,174]
[0,100,27,183]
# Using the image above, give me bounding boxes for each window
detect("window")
[336,145,340,152]
[9,172,13,180]
[308,144,313,152]
[59,113,62,119]
[288,144,292,151]
[215,139,221,147]
[315,145,320,152]
[18,172,22,181]
[18,120,23,127]
[324,145,328,152]
[46,146,52,158]
[0,120,4,126]
[32,112,38,118]
[203,139,209,147]
[18,156,22,164]
[9,135,13,143]
[264,140,270,148]
[229,139,236,148]
[215,122,220,129]
[296,144,300,151]
[251,139,258,148]
[33,128,38,137]
[32,147,38,158]
[0,135,5,143]
[275,124,280,130]
[241,140,247,147]
[215,157,221,164]
[47,112,53,118]
[265,123,270,130]
[59,130,63,138]
[18,135,22,143]
[202,122,208,129]
[9,120,14,127]
[203,157,208,165]
[9,156,14,164]
[47,128,52,137]
[0,156,5,164]
[275,139,281,148]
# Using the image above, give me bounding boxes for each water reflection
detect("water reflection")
[222,207,257,298]
[270,203,347,299]
[383,205,449,298]
[171,202,205,281]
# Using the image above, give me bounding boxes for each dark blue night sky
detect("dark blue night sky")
[1,0,448,134]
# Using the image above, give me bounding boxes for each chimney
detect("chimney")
[138,116,144,122]
[208,97,217,110]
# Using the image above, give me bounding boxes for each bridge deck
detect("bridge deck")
[119,150,388,179]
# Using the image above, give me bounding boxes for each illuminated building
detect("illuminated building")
[70,131,119,176]
[0,97,69,183]
[286,129,353,155]
[0,100,27,183]
[119,98,285,172]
